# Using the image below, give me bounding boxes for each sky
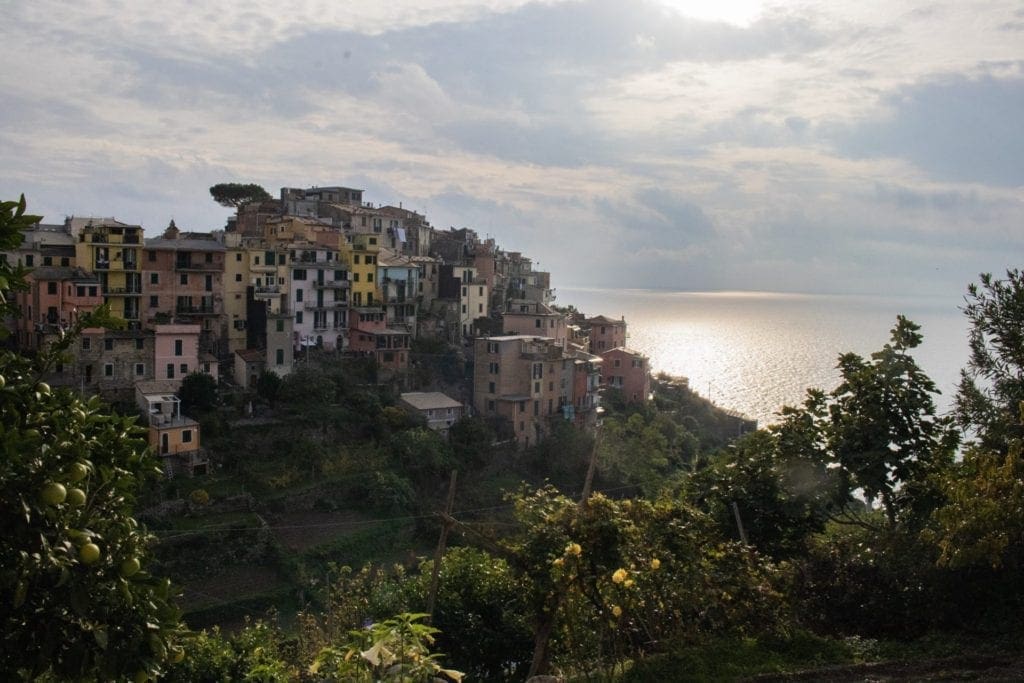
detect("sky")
[2,0,1022,298]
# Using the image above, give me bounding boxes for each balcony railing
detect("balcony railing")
[305,300,348,310]
[313,279,349,289]
[175,261,220,272]
[94,260,109,271]
[176,305,218,315]
[253,286,280,298]
[123,235,141,244]
[106,287,143,295]
[250,264,277,273]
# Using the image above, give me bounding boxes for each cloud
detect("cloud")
[829,72,1024,186]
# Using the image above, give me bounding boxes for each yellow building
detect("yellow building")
[342,232,382,308]
[72,218,143,324]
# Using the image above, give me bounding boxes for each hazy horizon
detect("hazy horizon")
[2,1,1022,300]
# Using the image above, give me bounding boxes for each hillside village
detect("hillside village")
[3,184,657,475]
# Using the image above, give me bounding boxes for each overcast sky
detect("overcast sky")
[2,0,1021,298]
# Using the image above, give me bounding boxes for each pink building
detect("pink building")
[599,347,651,404]
[347,307,410,372]
[587,315,627,353]
[15,266,103,350]
[153,323,201,385]
[502,301,568,349]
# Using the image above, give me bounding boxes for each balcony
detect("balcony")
[123,234,141,244]
[250,263,277,273]
[94,260,110,271]
[176,305,218,316]
[305,300,348,310]
[313,279,349,289]
[106,287,143,296]
[253,286,281,298]
[175,260,220,272]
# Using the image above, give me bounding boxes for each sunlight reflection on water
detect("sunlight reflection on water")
[560,288,969,426]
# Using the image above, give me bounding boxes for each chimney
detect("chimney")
[164,219,180,240]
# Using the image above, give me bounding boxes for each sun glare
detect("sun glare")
[654,0,767,26]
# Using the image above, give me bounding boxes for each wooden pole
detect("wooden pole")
[731,501,749,545]
[427,470,458,621]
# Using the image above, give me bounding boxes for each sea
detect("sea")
[559,287,970,427]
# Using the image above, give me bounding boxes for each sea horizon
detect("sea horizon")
[558,286,969,426]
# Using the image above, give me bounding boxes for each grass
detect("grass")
[619,631,855,682]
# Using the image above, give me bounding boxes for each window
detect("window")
[150,273,158,284]
[25,255,34,266]
[369,237,377,245]
[295,311,303,324]
[148,250,156,262]
[166,363,174,379]
[104,338,113,351]
[180,363,188,375]
[104,363,113,377]
[82,338,91,350]
[77,286,86,297]
[179,274,187,285]
[487,342,498,354]
[478,304,483,313]
[293,269,306,280]
[487,400,495,411]
[488,362,499,374]
[488,381,495,393]
[478,286,483,296]
[534,382,540,394]
[367,273,373,283]
[613,359,621,368]
[135,363,144,376]
[136,338,144,350]
[205,252,213,263]
[60,257,69,267]
[47,282,57,295]
[352,273,359,282]
[353,255,360,265]
[149,295,158,308]
[182,429,192,443]
[88,286,97,297]
[461,287,467,296]
[276,349,284,365]
[236,253,242,261]
[235,273,241,282]
[295,289,303,302]
[174,339,183,356]
[535,318,541,328]
[276,319,284,332]
[461,304,467,313]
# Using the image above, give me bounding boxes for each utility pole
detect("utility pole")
[427,470,458,621]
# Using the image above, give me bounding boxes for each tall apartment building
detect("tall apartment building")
[290,242,348,351]
[473,335,573,448]
[143,222,225,355]
[72,219,143,326]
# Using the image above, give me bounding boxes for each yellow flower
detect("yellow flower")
[612,605,623,618]
[624,579,635,588]
[553,557,564,567]
[612,568,628,584]
[565,542,582,557]
[650,558,661,570]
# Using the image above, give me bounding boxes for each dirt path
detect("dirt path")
[750,654,1024,681]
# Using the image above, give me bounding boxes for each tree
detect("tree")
[826,317,958,527]
[208,183,272,208]
[0,196,185,679]
[256,369,282,407]
[0,195,38,333]
[955,269,1024,452]
[177,371,218,416]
